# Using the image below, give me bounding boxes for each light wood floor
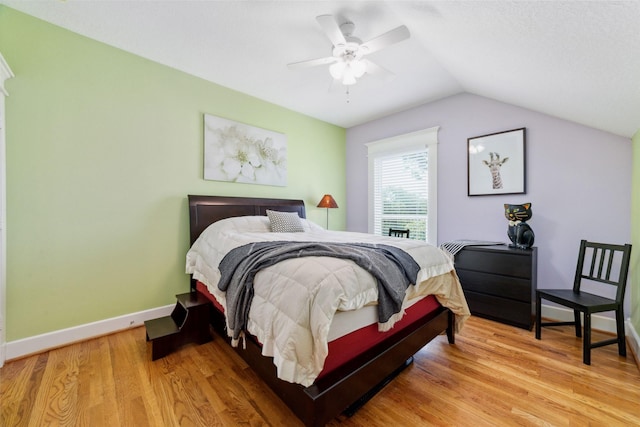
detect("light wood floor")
[2,316,639,426]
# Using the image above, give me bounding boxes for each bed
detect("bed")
[185,194,469,426]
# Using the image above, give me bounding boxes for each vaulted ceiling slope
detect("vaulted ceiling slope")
[2,1,639,138]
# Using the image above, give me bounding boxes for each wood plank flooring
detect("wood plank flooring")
[2,316,639,426]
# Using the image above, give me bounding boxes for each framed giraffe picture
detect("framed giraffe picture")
[467,128,526,196]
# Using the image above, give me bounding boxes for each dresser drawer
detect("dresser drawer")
[455,248,533,278]
[456,269,532,302]
[464,290,534,329]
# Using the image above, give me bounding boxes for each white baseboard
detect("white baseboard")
[541,304,619,333]
[542,304,640,364]
[2,304,174,363]
[2,303,639,369]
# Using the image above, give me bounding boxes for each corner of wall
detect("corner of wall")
[632,129,640,336]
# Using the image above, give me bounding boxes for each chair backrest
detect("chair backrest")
[573,240,632,302]
[389,228,410,238]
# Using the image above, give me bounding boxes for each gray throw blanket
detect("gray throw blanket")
[218,241,420,344]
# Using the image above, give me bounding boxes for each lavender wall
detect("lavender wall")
[346,93,632,312]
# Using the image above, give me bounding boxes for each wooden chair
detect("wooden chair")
[388,228,410,238]
[535,240,632,365]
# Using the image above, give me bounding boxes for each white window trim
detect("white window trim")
[366,126,439,244]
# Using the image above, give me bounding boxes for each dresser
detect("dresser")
[454,244,537,330]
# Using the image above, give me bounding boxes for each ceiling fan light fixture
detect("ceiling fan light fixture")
[330,58,365,85]
[329,61,346,80]
[342,70,357,86]
[351,60,366,78]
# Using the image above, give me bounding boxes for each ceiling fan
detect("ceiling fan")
[288,15,410,86]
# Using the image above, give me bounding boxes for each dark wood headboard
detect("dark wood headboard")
[188,195,306,245]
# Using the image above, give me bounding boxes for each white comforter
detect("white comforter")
[186,216,470,387]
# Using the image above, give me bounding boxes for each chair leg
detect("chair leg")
[615,309,627,357]
[535,294,542,340]
[573,310,582,338]
[583,313,591,365]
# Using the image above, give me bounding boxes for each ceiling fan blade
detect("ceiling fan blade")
[316,14,346,47]
[360,25,410,55]
[287,56,337,70]
[363,59,395,81]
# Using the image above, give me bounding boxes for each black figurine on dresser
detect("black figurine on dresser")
[454,244,537,329]
[504,203,535,249]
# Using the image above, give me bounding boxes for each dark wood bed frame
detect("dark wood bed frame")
[187,194,455,427]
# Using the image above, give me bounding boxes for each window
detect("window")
[366,127,438,244]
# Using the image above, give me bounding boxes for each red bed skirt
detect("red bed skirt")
[196,281,441,380]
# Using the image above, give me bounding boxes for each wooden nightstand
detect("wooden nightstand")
[145,292,212,360]
[454,245,538,330]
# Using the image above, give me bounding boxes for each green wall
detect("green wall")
[633,130,640,334]
[0,6,346,341]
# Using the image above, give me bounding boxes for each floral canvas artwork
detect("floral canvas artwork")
[204,114,287,186]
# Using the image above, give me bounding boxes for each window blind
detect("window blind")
[373,149,428,241]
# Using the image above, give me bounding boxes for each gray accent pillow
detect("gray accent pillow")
[266,210,305,232]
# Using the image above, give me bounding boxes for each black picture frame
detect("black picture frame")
[467,128,526,196]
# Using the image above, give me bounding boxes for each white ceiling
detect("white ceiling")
[2,0,639,138]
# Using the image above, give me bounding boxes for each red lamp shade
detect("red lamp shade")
[317,194,338,209]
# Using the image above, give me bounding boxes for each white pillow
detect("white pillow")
[304,219,325,232]
[207,216,272,234]
[266,210,305,232]
[202,214,322,235]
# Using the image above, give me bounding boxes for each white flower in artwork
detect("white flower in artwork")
[204,115,287,186]
[220,133,262,181]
